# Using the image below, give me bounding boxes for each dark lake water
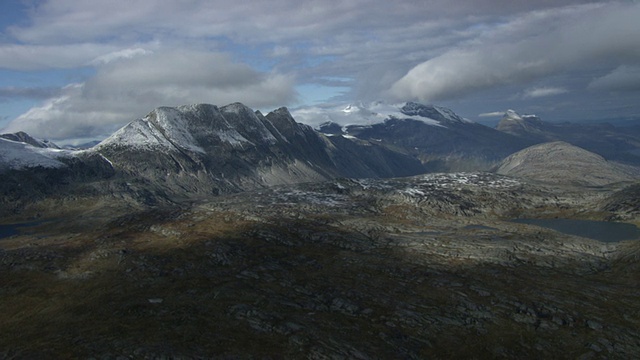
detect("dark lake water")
[512,218,640,242]
[0,221,43,240]
[0,224,20,239]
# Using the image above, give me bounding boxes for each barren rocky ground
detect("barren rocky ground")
[1,173,640,359]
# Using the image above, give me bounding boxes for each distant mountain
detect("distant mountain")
[310,102,531,172]
[298,101,469,128]
[0,131,60,149]
[495,141,639,186]
[496,110,640,165]
[62,140,101,150]
[496,110,548,139]
[0,137,67,172]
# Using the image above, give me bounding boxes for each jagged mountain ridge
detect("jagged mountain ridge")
[92,102,429,194]
[0,102,432,210]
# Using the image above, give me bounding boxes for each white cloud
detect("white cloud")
[0,43,129,70]
[478,111,505,117]
[523,86,568,99]
[9,0,597,44]
[389,3,640,102]
[88,47,153,66]
[270,46,292,58]
[3,50,297,140]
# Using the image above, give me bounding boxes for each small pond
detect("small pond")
[0,221,43,240]
[0,224,20,239]
[464,224,497,231]
[511,218,640,243]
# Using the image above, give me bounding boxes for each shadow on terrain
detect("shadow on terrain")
[2,209,640,359]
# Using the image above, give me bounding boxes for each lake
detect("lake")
[512,218,640,242]
[0,221,43,240]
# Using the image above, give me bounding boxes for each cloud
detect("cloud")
[88,47,153,66]
[6,1,598,77]
[588,65,640,92]
[270,46,292,58]
[389,2,640,102]
[523,86,568,99]
[478,111,505,117]
[0,43,128,70]
[0,86,62,101]
[9,0,598,44]
[3,0,640,133]
[2,50,297,140]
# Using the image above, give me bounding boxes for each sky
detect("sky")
[0,0,639,142]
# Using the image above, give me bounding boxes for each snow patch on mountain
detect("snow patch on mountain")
[95,116,177,151]
[216,130,251,146]
[0,137,72,171]
[96,103,296,154]
[502,109,539,122]
[504,109,522,121]
[0,131,60,149]
[293,101,468,129]
[148,107,206,153]
[221,103,277,144]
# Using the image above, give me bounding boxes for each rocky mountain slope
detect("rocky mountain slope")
[495,141,639,186]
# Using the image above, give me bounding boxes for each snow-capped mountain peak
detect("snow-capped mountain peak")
[295,101,469,129]
[342,104,355,113]
[503,109,523,121]
[400,102,471,124]
[95,102,283,153]
[96,108,206,153]
[502,109,540,122]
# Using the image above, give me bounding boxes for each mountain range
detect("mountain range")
[3,101,640,358]
[496,109,640,164]
[1,101,639,213]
